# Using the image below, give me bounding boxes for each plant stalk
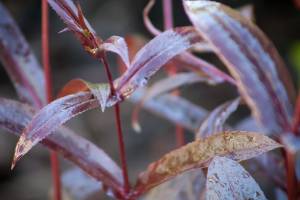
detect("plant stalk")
[101,55,130,194]
[163,0,185,146]
[285,148,297,200]
[42,1,61,200]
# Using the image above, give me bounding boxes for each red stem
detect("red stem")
[42,1,61,200]
[162,0,185,146]
[285,148,297,200]
[292,92,300,135]
[101,55,130,194]
[163,0,173,30]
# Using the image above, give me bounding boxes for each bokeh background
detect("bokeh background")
[0,0,300,199]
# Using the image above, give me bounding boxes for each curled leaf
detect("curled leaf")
[135,131,281,194]
[184,0,295,134]
[0,3,46,107]
[58,79,111,112]
[196,98,240,139]
[206,156,267,200]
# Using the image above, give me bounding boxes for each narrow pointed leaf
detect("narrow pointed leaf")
[144,169,206,200]
[184,0,295,134]
[0,97,123,195]
[12,92,99,165]
[0,3,46,107]
[132,72,219,132]
[129,88,207,131]
[102,36,130,68]
[114,27,202,99]
[206,156,267,200]
[135,131,281,194]
[197,98,240,139]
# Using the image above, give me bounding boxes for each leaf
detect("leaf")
[129,88,207,131]
[62,168,102,200]
[206,156,267,200]
[131,72,219,132]
[48,0,129,65]
[143,169,206,200]
[114,27,202,99]
[12,91,99,166]
[0,3,46,107]
[196,98,240,139]
[134,131,281,194]
[183,0,295,134]
[58,79,111,112]
[0,97,123,195]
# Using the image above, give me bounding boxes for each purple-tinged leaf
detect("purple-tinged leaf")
[274,188,287,200]
[144,169,206,200]
[0,97,123,195]
[114,27,202,99]
[144,72,221,100]
[176,53,236,85]
[102,36,130,68]
[12,92,99,167]
[281,134,300,154]
[206,156,267,200]
[62,168,102,200]
[134,131,281,194]
[48,0,129,64]
[132,72,219,132]
[58,79,111,112]
[0,3,46,107]
[129,88,207,131]
[184,0,295,134]
[196,98,240,139]
[235,117,264,133]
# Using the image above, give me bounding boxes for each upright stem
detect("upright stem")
[101,55,130,194]
[285,149,297,200]
[163,0,173,30]
[42,1,61,200]
[163,0,185,146]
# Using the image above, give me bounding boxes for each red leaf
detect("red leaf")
[0,3,46,107]
[0,97,123,195]
[183,0,295,134]
[196,98,240,139]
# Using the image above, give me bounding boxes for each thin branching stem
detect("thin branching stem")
[101,54,131,195]
[42,1,61,200]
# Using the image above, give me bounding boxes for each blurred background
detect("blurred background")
[0,0,300,199]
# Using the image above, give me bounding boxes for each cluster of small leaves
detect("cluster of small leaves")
[0,0,299,200]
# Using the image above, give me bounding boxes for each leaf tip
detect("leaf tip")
[11,135,33,169]
[132,121,142,133]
